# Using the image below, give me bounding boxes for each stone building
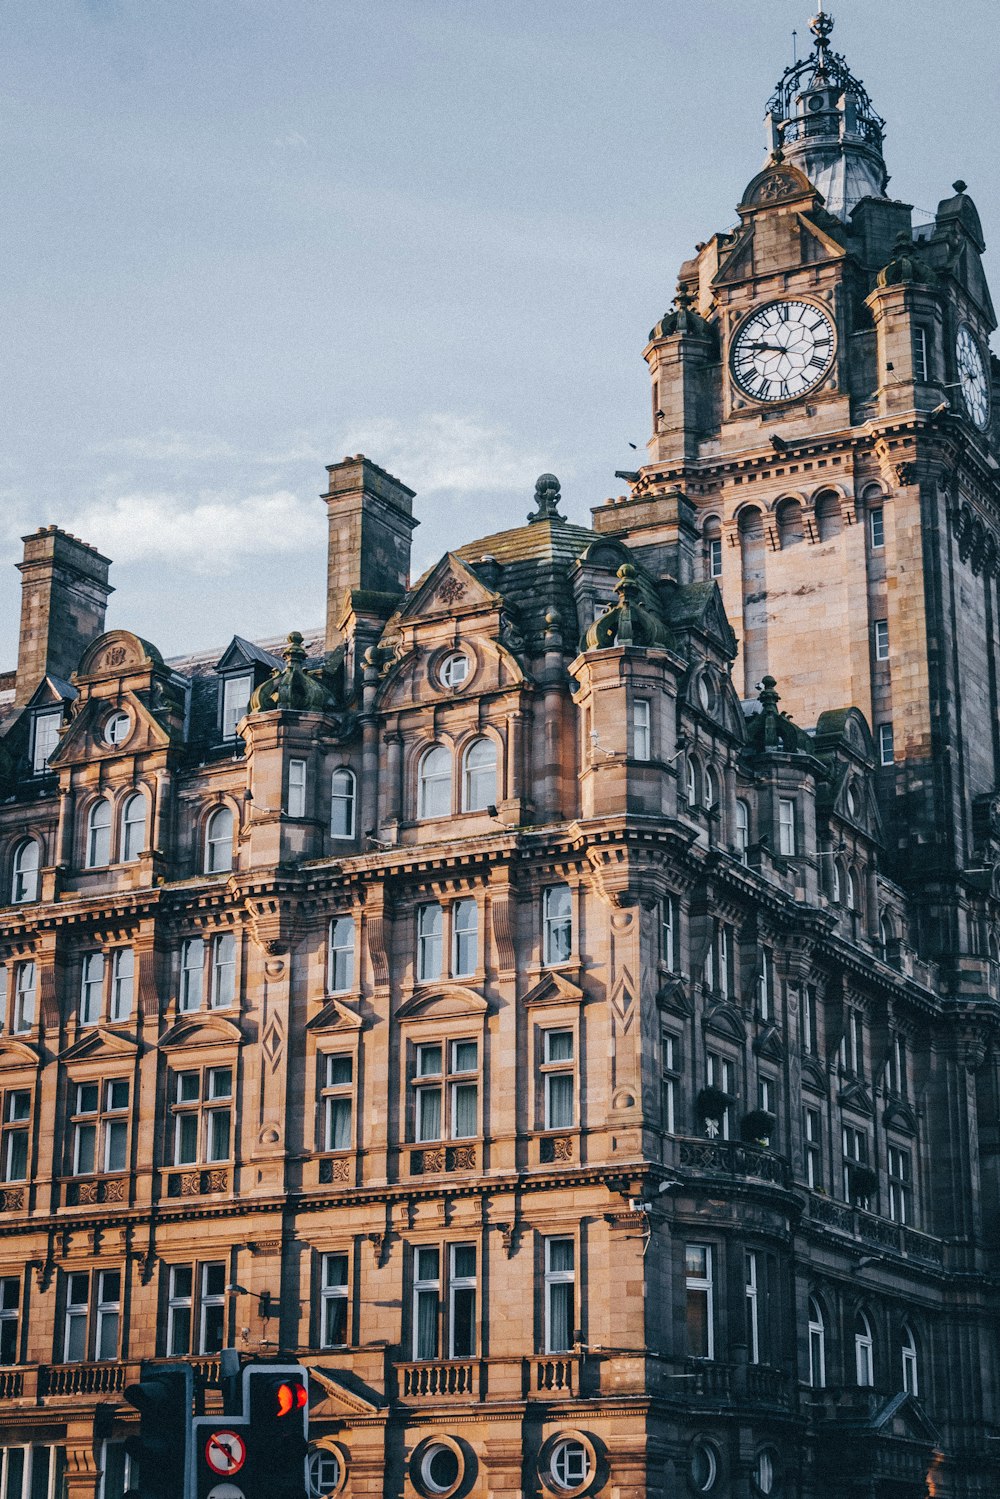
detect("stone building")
[0,11,998,1499]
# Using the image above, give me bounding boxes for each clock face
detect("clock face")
[730,300,836,404]
[956,322,990,430]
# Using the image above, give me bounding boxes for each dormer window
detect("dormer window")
[221,675,252,740]
[31,710,62,773]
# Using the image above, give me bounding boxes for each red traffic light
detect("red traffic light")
[275,1379,308,1417]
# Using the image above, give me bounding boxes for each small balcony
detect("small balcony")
[668,1135,793,1190]
[806,1194,944,1265]
[392,1353,585,1404]
[38,1361,129,1397]
[671,1358,797,1411]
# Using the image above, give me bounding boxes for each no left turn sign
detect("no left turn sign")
[204,1430,247,1477]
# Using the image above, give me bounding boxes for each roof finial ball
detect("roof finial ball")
[527,472,565,524]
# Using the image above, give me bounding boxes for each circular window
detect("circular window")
[307,1447,344,1499]
[549,1438,592,1493]
[440,652,469,689]
[419,1441,462,1497]
[104,711,131,747]
[846,783,860,818]
[690,1441,718,1493]
[752,1448,779,1496]
[697,675,714,713]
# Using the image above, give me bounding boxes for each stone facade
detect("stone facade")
[1,14,999,1499]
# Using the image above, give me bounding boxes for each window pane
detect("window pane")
[547,1239,574,1275]
[451,1285,476,1357]
[325,1097,352,1152]
[451,1041,477,1073]
[330,769,356,838]
[106,1120,128,1173]
[176,1114,198,1165]
[323,1295,348,1348]
[452,1082,478,1139]
[74,1124,97,1176]
[546,1073,574,1130]
[209,1068,233,1099]
[545,1030,573,1063]
[419,746,452,819]
[207,1109,231,1161]
[324,1254,349,1290]
[417,1045,442,1077]
[415,1289,438,1359]
[547,1281,572,1352]
[222,675,251,738]
[416,1088,442,1142]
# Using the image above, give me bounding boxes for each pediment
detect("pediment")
[398,553,500,621]
[158,1014,243,1049]
[396,985,489,1022]
[752,1024,785,1061]
[800,1056,828,1093]
[48,691,172,768]
[797,211,847,262]
[215,635,282,674]
[883,1098,918,1134]
[25,675,77,709]
[702,1000,746,1042]
[838,1079,874,1117]
[714,229,755,286]
[306,997,364,1034]
[0,1037,41,1068]
[59,1028,139,1063]
[868,1391,941,1445]
[656,978,693,1017]
[77,630,165,680]
[309,1367,385,1416]
[738,163,816,212]
[521,971,586,1008]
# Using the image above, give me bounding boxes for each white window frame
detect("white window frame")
[900,1323,918,1395]
[120,793,146,864]
[320,1252,350,1348]
[661,894,677,970]
[869,505,885,548]
[888,1144,911,1225]
[412,1246,441,1361]
[0,1275,20,1365]
[757,947,773,1021]
[330,767,356,840]
[542,1029,575,1131]
[913,326,929,383]
[543,884,573,967]
[685,1244,714,1360]
[448,1243,477,1359]
[804,1106,822,1190]
[417,903,443,983]
[543,1237,575,1354]
[418,745,452,820]
[662,1030,680,1134]
[287,758,307,818]
[709,536,723,578]
[461,738,497,813]
[179,938,204,1012]
[874,619,890,661]
[320,1054,354,1152]
[878,722,894,766]
[198,1262,227,1355]
[745,1251,759,1364]
[632,700,651,761]
[110,949,134,1023]
[204,806,234,874]
[778,798,796,856]
[63,1271,90,1362]
[80,953,105,1028]
[95,1269,121,1361]
[735,800,750,862]
[451,898,478,978]
[855,1310,874,1387]
[808,1296,826,1387]
[32,709,62,773]
[166,1264,194,1357]
[327,916,355,994]
[221,674,252,740]
[210,932,236,1010]
[14,962,35,1033]
[11,840,40,904]
[87,799,112,869]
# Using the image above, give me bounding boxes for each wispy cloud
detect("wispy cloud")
[338,413,547,495]
[63,489,323,571]
[274,130,310,150]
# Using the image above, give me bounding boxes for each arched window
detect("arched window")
[854,1310,874,1387]
[686,756,699,807]
[11,840,40,904]
[777,497,804,548]
[120,793,147,864]
[462,738,497,813]
[808,1297,826,1388]
[418,745,452,820]
[831,859,843,905]
[899,1322,918,1395]
[703,515,723,579]
[330,767,356,840]
[703,765,718,810]
[735,800,750,862]
[815,491,843,541]
[848,868,863,916]
[879,913,893,962]
[204,806,234,874]
[87,800,112,869]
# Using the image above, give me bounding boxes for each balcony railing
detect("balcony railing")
[38,1362,128,1397]
[682,1358,796,1409]
[0,1367,25,1399]
[673,1136,793,1189]
[527,1355,579,1397]
[393,1354,582,1403]
[807,1195,944,1264]
[397,1359,482,1399]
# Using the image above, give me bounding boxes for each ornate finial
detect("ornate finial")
[581,563,671,652]
[952,179,968,195]
[282,631,307,667]
[674,283,694,311]
[528,473,564,524]
[810,5,834,54]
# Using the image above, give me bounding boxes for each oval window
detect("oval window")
[550,1438,591,1492]
[420,1442,461,1496]
[690,1442,718,1493]
[104,711,131,747]
[440,653,469,688]
[307,1448,342,1499]
[846,783,860,818]
[752,1448,779,1496]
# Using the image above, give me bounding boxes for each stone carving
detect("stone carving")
[436,575,466,605]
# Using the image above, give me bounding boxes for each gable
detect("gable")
[395,986,490,1022]
[752,1024,786,1062]
[398,553,500,622]
[309,1367,385,1416]
[0,1037,41,1068]
[306,997,363,1034]
[521,972,585,1009]
[215,636,282,674]
[48,691,173,768]
[77,630,165,680]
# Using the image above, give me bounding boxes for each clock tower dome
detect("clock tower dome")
[595,9,1000,965]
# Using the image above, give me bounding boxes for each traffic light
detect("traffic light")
[123,1361,193,1499]
[243,1364,309,1499]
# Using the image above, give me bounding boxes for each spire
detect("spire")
[764,9,888,221]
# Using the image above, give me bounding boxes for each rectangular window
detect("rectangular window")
[778,799,796,856]
[287,758,307,818]
[206,1069,232,1163]
[706,1052,735,1139]
[2,1091,30,1183]
[803,987,818,1055]
[804,1107,822,1189]
[843,1124,869,1203]
[757,1077,775,1141]
[32,710,62,773]
[888,1145,911,1224]
[180,939,204,1013]
[542,1030,575,1131]
[888,1033,907,1097]
[167,1265,193,1356]
[71,1080,128,1177]
[328,916,355,994]
[709,537,723,578]
[685,1244,714,1359]
[757,948,773,1021]
[321,1054,354,1152]
[662,1031,680,1134]
[718,924,733,999]
[544,1238,575,1353]
[633,700,651,761]
[210,933,236,1010]
[878,722,894,766]
[744,1251,759,1365]
[449,1040,478,1140]
[14,962,36,1033]
[199,1263,226,1354]
[417,904,443,983]
[80,954,105,1027]
[221,675,252,740]
[110,949,134,1023]
[869,506,885,549]
[172,1068,231,1167]
[840,1010,863,1076]
[412,1246,440,1361]
[874,619,890,660]
[330,769,356,839]
[95,1270,121,1361]
[661,895,678,971]
[0,1277,19,1365]
[913,326,929,383]
[452,899,478,978]
[543,885,573,966]
[320,1253,349,1348]
[449,1244,477,1358]
[64,1272,90,1362]
[414,1044,443,1143]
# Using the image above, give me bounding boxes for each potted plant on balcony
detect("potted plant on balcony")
[740,1109,776,1147]
[848,1163,878,1204]
[696,1085,730,1138]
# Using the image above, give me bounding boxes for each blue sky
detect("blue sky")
[1,0,996,663]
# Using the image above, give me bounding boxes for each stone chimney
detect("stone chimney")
[321,455,417,651]
[15,527,113,705]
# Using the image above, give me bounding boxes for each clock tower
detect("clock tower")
[595,8,1000,961]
